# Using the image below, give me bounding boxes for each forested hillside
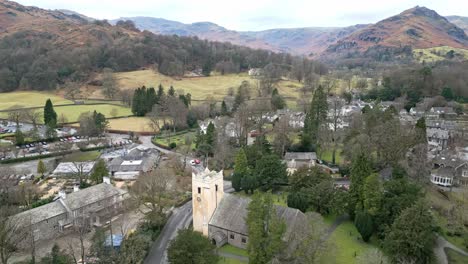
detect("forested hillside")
[0,0,307,92]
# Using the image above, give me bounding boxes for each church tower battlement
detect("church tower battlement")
[192,168,224,236]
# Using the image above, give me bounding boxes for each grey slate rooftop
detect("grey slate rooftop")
[284,152,317,161]
[209,193,306,239]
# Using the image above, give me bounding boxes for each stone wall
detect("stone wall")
[209,225,248,249]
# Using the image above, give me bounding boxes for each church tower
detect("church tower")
[192,168,224,236]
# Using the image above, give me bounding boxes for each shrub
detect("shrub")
[169,142,177,149]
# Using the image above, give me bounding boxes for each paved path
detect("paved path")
[144,202,193,264]
[144,181,234,264]
[434,235,468,264]
[324,214,349,240]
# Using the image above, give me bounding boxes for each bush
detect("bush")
[169,142,177,149]
[31,196,54,208]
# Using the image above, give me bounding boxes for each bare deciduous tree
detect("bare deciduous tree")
[131,168,174,226]
[0,207,25,264]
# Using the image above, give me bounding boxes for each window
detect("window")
[215,184,218,192]
[198,187,201,194]
[463,170,468,177]
[241,237,247,244]
[230,234,235,239]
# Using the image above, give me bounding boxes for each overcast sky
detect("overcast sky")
[15,0,468,31]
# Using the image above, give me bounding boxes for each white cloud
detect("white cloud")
[14,0,468,31]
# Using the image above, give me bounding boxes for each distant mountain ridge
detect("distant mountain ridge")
[447,16,468,34]
[327,6,468,55]
[111,17,368,55]
[114,7,468,58]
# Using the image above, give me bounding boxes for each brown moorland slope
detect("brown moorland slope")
[0,0,139,48]
[327,6,468,54]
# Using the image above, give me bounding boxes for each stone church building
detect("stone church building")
[192,168,306,249]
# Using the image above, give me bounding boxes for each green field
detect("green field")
[106,117,155,132]
[54,104,132,123]
[115,70,304,102]
[413,46,468,63]
[0,91,72,110]
[321,221,383,264]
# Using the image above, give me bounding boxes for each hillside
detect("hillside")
[447,16,468,34]
[0,0,304,93]
[0,0,140,48]
[326,6,468,54]
[113,17,367,56]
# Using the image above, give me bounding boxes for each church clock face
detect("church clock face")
[197,197,201,202]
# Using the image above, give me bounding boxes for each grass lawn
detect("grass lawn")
[218,258,247,264]
[153,131,196,149]
[320,221,382,264]
[0,91,72,110]
[445,248,468,264]
[319,147,344,165]
[218,245,248,264]
[62,151,101,162]
[218,245,248,257]
[114,70,304,102]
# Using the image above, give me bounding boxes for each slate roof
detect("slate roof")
[108,148,158,173]
[209,194,306,238]
[53,162,95,175]
[427,128,449,139]
[11,200,67,225]
[65,183,126,210]
[284,152,317,161]
[432,167,455,178]
[11,183,127,225]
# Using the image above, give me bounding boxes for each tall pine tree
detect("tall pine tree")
[233,148,249,191]
[302,85,327,150]
[246,192,286,264]
[349,154,372,217]
[44,99,57,127]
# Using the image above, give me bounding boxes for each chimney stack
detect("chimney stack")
[103,177,111,184]
[58,190,66,199]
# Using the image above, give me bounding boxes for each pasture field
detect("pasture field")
[413,46,468,63]
[106,117,154,133]
[54,104,132,123]
[114,70,304,101]
[0,103,132,124]
[0,91,72,110]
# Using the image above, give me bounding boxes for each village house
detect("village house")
[10,178,127,244]
[427,128,450,150]
[107,145,159,180]
[192,169,306,249]
[283,152,317,174]
[428,107,457,119]
[431,154,468,187]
